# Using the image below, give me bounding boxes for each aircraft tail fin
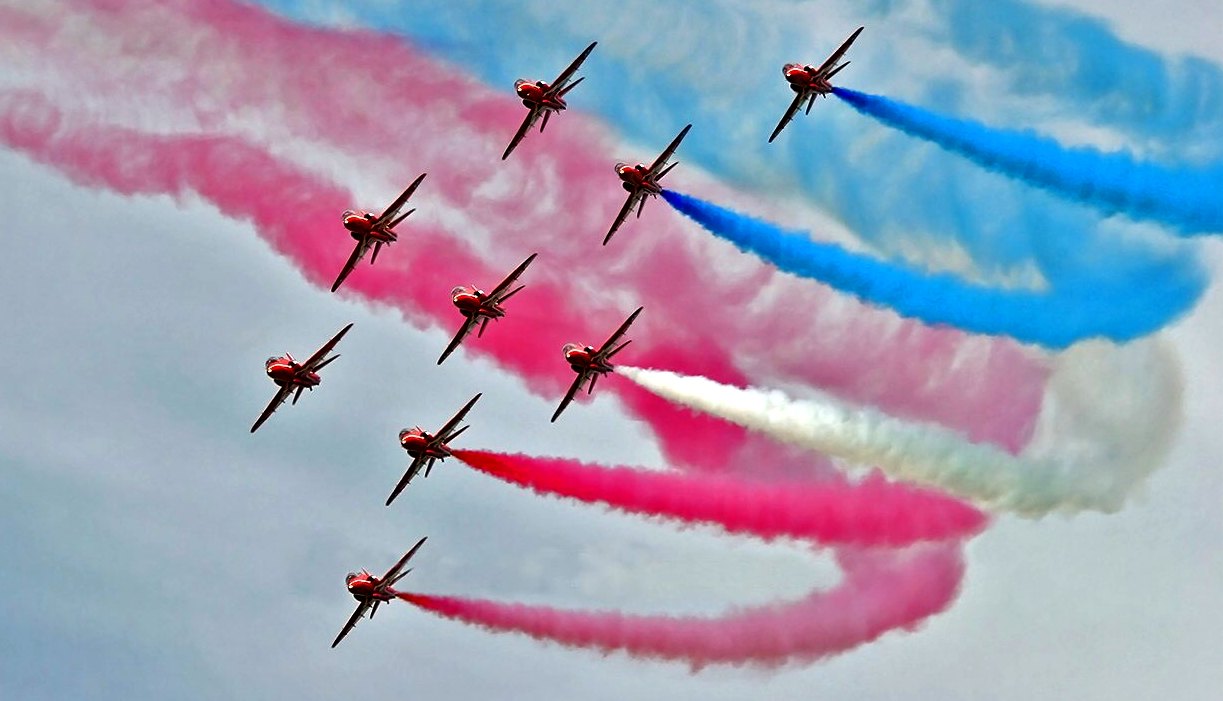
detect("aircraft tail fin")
[826,61,850,80]
[498,285,526,304]
[389,208,415,229]
[292,384,305,405]
[541,110,551,133]
[371,241,382,265]
[559,76,585,96]
[657,161,679,181]
[607,339,632,358]
[477,316,490,338]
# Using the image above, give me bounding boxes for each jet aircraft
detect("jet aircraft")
[603,124,691,246]
[438,253,538,365]
[502,42,597,160]
[769,27,864,143]
[250,322,353,433]
[332,173,427,292]
[331,536,427,648]
[552,307,643,422]
[386,393,481,506]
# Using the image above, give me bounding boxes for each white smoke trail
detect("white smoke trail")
[616,339,1183,516]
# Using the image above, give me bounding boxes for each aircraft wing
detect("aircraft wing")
[378,536,428,588]
[435,393,482,441]
[331,238,374,292]
[814,26,864,77]
[603,190,642,246]
[437,316,480,365]
[250,383,293,433]
[769,91,806,143]
[594,306,644,358]
[546,41,597,97]
[301,323,355,371]
[374,172,427,228]
[386,455,428,506]
[646,124,692,177]
[486,253,538,302]
[502,106,544,160]
[550,371,588,423]
[331,600,371,648]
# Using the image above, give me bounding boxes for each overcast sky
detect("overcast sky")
[2,1,1221,699]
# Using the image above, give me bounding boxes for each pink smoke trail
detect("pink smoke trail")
[0,90,785,468]
[398,544,963,667]
[454,449,986,545]
[3,0,1048,453]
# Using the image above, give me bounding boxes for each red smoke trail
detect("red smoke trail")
[454,449,986,546]
[0,91,778,468]
[3,0,1049,453]
[398,545,963,667]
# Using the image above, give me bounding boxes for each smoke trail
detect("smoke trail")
[617,343,1183,516]
[834,88,1223,236]
[453,450,986,546]
[253,0,1223,271]
[398,544,962,668]
[0,91,984,667]
[0,0,1051,451]
[662,189,1205,349]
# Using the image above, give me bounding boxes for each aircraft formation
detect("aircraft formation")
[244,29,864,647]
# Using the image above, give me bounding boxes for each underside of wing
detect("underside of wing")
[603,192,641,246]
[250,384,292,433]
[386,455,427,506]
[374,172,427,228]
[769,92,806,143]
[814,26,864,77]
[331,239,373,292]
[646,123,692,176]
[487,253,538,301]
[437,317,479,365]
[547,41,597,96]
[596,306,643,356]
[331,601,370,648]
[551,372,587,422]
[502,108,543,160]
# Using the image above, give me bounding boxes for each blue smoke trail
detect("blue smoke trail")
[662,190,1206,348]
[253,0,1223,274]
[834,88,1223,236]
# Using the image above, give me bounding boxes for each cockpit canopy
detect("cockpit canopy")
[562,343,581,355]
[450,285,467,297]
[342,209,356,219]
[265,356,282,368]
[345,572,358,584]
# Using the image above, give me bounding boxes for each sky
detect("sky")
[1,0,1221,699]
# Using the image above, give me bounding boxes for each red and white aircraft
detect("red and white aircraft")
[250,322,353,433]
[552,307,643,422]
[502,41,597,160]
[603,124,691,246]
[331,173,427,292]
[438,253,538,365]
[331,536,427,648]
[387,393,481,506]
[769,26,864,143]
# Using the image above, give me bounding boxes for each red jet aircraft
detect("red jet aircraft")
[331,536,427,648]
[768,26,864,143]
[603,124,691,246]
[386,393,481,506]
[250,322,353,433]
[552,306,643,422]
[438,253,538,365]
[502,41,597,160]
[331,173,427,292]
